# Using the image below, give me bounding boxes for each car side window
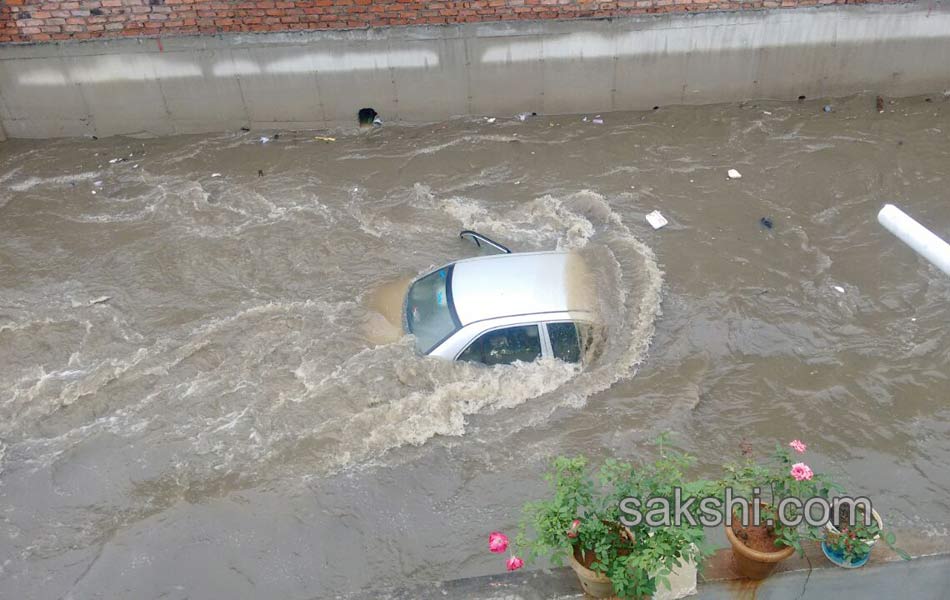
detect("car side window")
[548,321,599,363]
[547,322,581,363]
[458,325,542,365]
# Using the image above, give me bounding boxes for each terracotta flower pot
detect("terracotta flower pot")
[569,549,616,598]
[568,541,692,599]
[724,520,795,580]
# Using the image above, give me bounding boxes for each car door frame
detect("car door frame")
[541,317,600,364]
[427,310,594,361]
[452,320,550,362]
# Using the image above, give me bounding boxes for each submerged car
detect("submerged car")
[404,233,599,365]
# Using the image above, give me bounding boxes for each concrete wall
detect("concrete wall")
[1,3,949,139]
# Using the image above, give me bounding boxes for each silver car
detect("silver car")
[404,235,598,365]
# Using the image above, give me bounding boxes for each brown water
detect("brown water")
[1,94,948,599]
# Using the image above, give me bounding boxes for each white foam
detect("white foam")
[9,171,101,192]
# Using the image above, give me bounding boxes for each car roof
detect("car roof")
[450,251,593,326]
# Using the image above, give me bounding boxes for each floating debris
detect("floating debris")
[259,136,271,144]
[645,210,669,230]
[108,157,124,164]
[833,286,845,294]
[485,117,496,124]
[314,136,336,143]
[258,169,264,177]
[211,173,222,177]
[89,296,111,305]
[823,105,833,113]
[760,217,773,230]
[876,96,885,113]
[727,169,743,179]
[516,112,537,121]
[592,116,604,125]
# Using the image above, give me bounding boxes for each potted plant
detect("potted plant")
[487,437,715,599]
[821,503,908,568]
[719,439,839,580]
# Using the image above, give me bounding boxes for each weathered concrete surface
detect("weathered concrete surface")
[1,3,949,138]
[356,533,950,600]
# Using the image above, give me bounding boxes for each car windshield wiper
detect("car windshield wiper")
[459,230,512,254]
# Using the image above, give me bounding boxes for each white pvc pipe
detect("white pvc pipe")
[877,204,950,276]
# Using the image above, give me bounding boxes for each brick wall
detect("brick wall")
[0,0,901,44]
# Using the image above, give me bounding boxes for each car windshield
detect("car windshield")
[406,265,459,353]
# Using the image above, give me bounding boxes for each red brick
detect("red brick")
[0,0,881,44]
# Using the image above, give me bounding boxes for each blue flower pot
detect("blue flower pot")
[821,541,871,569]
[821,508,882,569]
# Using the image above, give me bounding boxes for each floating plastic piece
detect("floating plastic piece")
[760,217,773,229]
[728,169,742,179]
[314,136,336,143]
[259,136,270,144]
[211,173,222,177]
[89,296,111,305]
[833,286,845,294]
[645,210,668,230]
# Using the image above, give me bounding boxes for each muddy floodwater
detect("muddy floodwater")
[1,95,948,599]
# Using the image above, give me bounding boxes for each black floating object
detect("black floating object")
[358,108,378,126]
[240,126,250,132]
[258,169,264,177]
[760,217,774,230]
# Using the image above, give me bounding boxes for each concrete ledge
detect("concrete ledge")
[354,529,950,599]
[1,3,950,138]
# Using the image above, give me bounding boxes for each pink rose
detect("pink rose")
[488,531,509,554]
[790,462,814,481]
[506,555,525,571]
[567,519,581,539]
[789,440,807,454]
